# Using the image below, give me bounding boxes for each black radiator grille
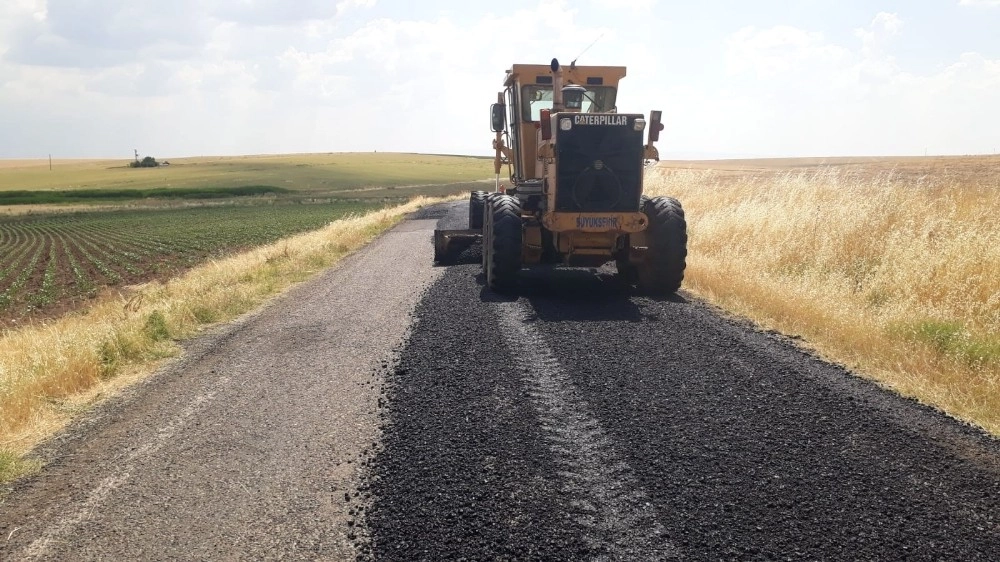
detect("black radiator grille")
[554,113,644,212]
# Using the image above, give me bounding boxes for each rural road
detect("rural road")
[2,201,999,560]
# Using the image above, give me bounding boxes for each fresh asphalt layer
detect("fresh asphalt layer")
[1,200,998,561]
[368,201,1000,560]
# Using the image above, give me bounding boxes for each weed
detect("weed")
[0,449,42,482]
[191,306,219,324]
[143,310,171,342]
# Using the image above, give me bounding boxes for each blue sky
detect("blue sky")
[1,0,998,159]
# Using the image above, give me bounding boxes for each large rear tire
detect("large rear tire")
[485,194,522,293]
[481,193,498,269]
[469,190,487,229]
[637,196,687,294]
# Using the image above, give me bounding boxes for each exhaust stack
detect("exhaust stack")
[551,58,564,112]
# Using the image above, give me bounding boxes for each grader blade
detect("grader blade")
[433,229,481,264]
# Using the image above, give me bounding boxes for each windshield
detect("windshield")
[521,85,617,121]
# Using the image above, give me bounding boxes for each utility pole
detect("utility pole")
[49,154,52,171]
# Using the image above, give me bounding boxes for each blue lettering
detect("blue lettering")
[576,217,621,229]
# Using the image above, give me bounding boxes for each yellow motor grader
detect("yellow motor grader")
[434,58,687,294]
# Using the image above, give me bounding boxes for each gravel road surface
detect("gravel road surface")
[2,200,998,561]
[1,217,444,560]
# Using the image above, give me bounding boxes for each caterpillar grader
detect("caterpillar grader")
[434,58,687,294]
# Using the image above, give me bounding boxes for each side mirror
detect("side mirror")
[490,104,506,132]
[648,110,664,143]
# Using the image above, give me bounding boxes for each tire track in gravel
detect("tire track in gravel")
[494,300,677,559]
[366,267,592,559]
[21,381,229,560]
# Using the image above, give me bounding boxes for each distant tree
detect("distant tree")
[130,156,160,168]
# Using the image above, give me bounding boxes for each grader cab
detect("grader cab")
[434,58,687,294]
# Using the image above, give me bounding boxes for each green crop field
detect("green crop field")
[0,201,384,327]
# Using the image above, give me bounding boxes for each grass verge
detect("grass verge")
[646,165,1000,436]
[0,196,448,482]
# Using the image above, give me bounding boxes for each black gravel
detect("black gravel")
[531,284,1000,559]
[365,271,594,559]
[367,202,1000,560]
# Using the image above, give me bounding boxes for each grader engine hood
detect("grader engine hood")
[552,112,646,213]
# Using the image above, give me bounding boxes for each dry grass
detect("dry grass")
[0,196,448,478]
[646,157,1000,435]
[0,203,132,216]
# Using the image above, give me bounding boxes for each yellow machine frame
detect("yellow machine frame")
[490,62,662,266]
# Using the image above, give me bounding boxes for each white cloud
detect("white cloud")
[727,25,851,79]
[2,0,211,68]
[207,0,368,25]
[0,0,625,157]
[1,2,999,158]
[855,12,901,60]
[714,13,1000,156]
[337,0,377,16]
[591,0,654,12]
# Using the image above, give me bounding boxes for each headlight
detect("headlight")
[633,118,646,132]
[559,118,573,131]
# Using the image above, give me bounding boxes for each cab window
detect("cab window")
[521,85,617,121]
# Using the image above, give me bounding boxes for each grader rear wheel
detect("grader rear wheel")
[469,191,487,229]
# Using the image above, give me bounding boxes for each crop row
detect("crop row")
[0,200,380,326]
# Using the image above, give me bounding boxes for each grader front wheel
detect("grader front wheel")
[637,196,687,294]
[484,194,522,293]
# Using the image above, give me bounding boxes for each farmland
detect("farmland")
[0,152,493,203]
[0,152,494,327]
[0,198,441,469]
[0,202,383,327]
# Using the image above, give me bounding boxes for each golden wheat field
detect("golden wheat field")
[645,155,1000,435]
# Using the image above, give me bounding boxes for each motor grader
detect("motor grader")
[434,58,687,294]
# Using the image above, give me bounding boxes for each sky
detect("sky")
[1,0,999,159]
